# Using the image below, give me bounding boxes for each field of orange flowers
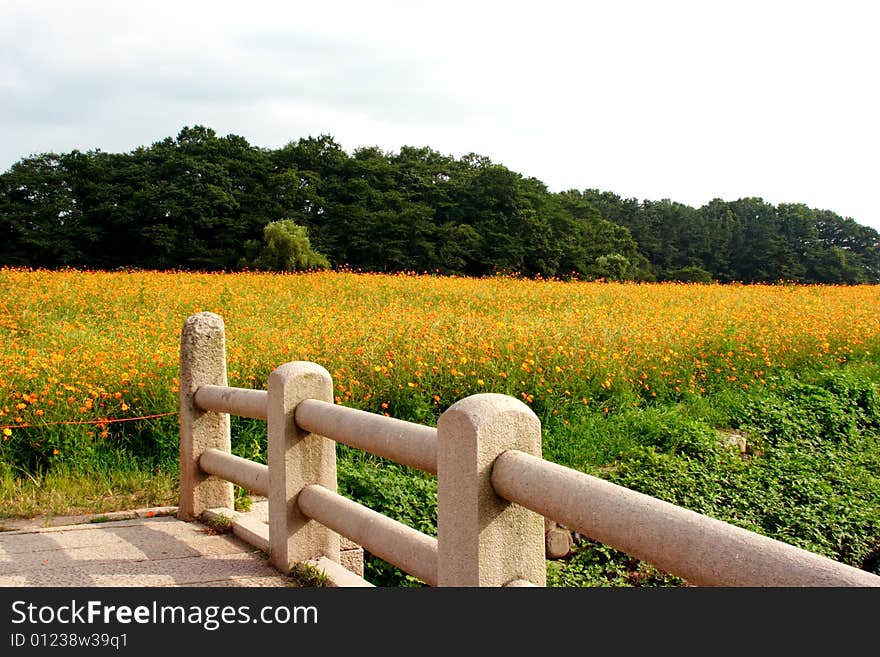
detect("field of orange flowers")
[1,267,879,471]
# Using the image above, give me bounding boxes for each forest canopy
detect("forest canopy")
[1,125,878,283]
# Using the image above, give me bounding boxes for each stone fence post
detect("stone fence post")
[267,361,340,573]
[436,393,546,586]
[178,312,234,521]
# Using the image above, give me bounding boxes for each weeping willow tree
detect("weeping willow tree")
[243,219,330,271]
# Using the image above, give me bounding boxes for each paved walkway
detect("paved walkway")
[0,505,291,587]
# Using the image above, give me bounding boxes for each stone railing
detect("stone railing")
[178,312,880,587]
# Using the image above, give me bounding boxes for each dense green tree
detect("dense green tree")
[666,265,714,283]
[0,153,80,266]
[555,190,657,280]
[1,126,879,284]
[814,209,879,282]
[697,199,737,281]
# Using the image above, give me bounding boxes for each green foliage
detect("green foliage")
[201,512,235,534]
[288,562,329,587]
[547,540,684,587]
[244,219,330,271]
[87,515,113,524]
[589,253,632,281]
[4,125,877,282]
[600,371,880,574]
[0,415,179,476]
[666,265,714,283]
[230,417,269,464]
[534,366,880,583]
[733,371,879,453]
[234,486,252,512]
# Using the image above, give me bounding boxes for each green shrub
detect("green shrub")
[337,450,437,587]
[603,371,880,574]
[547,540,684,587]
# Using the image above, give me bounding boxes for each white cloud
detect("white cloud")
[1,0,877,230]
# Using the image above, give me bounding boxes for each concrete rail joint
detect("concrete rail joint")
[491,449,880,587]
[295,398,438,474]
[298,483,439,586]
[194,385,268,420]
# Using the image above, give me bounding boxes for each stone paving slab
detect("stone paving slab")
[0,508,292,588]
[0,526,135,555]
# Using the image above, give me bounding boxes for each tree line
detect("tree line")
[1,125,878,283]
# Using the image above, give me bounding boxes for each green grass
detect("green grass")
[288,562,330,587]
[0,459,177,522]
[201,512,236,534]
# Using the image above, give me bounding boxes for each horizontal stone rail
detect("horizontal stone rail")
[491,449,880,587]
[199,447,269,498]
[297,484,438,586]
[194,385,268,420]
[295,398,438,474]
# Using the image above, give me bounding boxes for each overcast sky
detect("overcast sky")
[2,0,878,231]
